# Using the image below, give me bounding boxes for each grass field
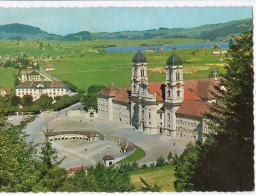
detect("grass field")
[117,146,145,164]
[130,165,176,192]
[0,38,228,92]
[0,68,19,90]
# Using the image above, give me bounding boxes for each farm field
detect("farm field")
[47,48,227,90]
[0,68,19,91]
[130,165,176,192]
[0,38,228,92]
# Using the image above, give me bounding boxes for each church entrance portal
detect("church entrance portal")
[160,128,163,134]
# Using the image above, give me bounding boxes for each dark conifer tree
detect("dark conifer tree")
[192,31,254,191]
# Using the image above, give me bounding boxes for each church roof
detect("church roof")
[176,100,211,118]
[184,78,221,100]
[184,89,201,101]
[132,51,147,63]
[97,85,119,97]
[148,83,165,102]
[166,53,182,66]
[112,87,131,103]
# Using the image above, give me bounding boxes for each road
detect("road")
[23,102,189,169]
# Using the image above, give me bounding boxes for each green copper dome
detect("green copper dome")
[132,51,147,63]
[166,53,182,66]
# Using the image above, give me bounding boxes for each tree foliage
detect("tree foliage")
[174,142,201,192]
[175,31,254,191]
[81,94,97,111]
[22,95,33,107]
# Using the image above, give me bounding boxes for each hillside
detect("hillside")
[0,18,252,42]
[0,23,60,40]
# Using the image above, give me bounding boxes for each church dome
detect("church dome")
[166,53,182,66]
[132,51,147,63]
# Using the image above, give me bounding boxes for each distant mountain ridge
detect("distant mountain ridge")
[0,18,252,42]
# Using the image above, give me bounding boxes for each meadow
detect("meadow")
[0,38,228,91]
[130,165,176,192]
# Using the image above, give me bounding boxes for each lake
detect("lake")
[103,43,229,52]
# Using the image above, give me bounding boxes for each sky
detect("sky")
[0,7,252,35]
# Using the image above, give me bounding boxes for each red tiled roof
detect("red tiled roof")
[66,166,88,174]
[148,82,165,102]
[184,89,201,101]
[113,87,131,103]
[97,85,119,97]
[176,100,211,118]
[0,88,12,92]
[184,78,221,100]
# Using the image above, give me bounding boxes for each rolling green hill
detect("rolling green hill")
[0,18,252,42]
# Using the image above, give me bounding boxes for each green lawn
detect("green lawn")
[0,39,227,92]
[117,146,145,164]
[0,68,19,92]
[130,165,176,192]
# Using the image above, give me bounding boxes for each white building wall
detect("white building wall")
[112,101,131,124]
[176,115,202,141]
[16,87,68,100]
[97,96,110,120]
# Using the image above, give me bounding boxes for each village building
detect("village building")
[20,69,41,82]
[97,51,221,142]
[15,80,69,100]
[0,88,12,96]
[45,64,55,71]
[66,166,88,177]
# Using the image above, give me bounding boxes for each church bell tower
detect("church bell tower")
[165,52,184,104]
[131,49,148,97]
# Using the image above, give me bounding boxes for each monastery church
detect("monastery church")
[97,51,220,142]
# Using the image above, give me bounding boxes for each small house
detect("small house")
[0,88,12,96]
[45,64,55,71]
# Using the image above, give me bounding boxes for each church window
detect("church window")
[140,69,145,77]
[177,90,180,97]
[168,90,171,97]
[133,85,136,92]
[176,72,181,81]
[167,113,170,121]
[148,113,151,119]
[160,113,162,119]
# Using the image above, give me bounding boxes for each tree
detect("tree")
[139,177,161,192]
[33,128,66,192]
[0,99,38,192]
[191,31,254,191]
[156,156,166,167]
[88,162,134,192]
[63,81,77,92]
[10,95,21,106]
[87,85,105,94]
[34,95,53,110]
[22,95,33,107]
[174,142,201,192]
[81,94,97,111]
[228,38,233,48]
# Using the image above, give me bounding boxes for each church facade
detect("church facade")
[97,51,219,142]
